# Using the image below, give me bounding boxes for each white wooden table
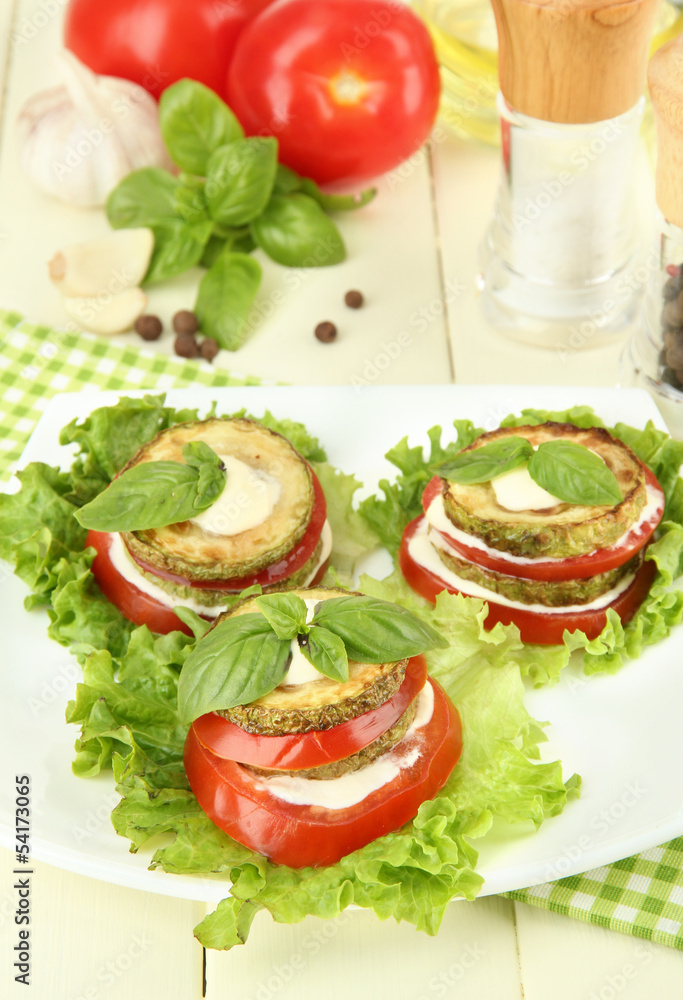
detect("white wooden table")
[1,1,682,997]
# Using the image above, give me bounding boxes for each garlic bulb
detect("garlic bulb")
[17,50,173,207]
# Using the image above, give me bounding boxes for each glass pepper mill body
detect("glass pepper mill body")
[480,0,660,350]
[628,35,683,430]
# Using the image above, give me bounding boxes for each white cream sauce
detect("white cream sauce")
[408,518,638,614]
[107,519,333,618]
[108,533,225,617]
[424,484,664,568]
[250,681,434,810]
[190,455,281,537]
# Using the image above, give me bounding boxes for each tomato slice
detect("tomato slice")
[86,530,329,635]
[192,654,428,770]
[183,677,462,868]
[421,470,664,581]
[125,468,327,591]
[399,515,658,645]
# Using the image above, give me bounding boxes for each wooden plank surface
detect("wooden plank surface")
[1,2,683,997]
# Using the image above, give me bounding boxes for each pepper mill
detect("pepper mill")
[479,0,660,349]
[629,34,683,426]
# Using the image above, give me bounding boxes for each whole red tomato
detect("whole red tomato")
[226,0,441,188]
[64,0,275,99]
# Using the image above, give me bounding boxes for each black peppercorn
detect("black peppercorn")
[174,333,199,358]
[173,310,199,335]
[344,290,364,309]
[315,321,337,343]
[200,338,219,362]
[134,314,163,341]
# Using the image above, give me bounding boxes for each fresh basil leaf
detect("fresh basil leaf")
[438,437,534,485]
[106,168,180,229]
[73,461,202,532]
[182,441,223,471]
[250,194,346,267]
[174,183,209,225]
[300,178,377,212]
[200,235,228,269]
[195,463,226,510]
[194,251,262,350]
[145,219,213,285]
[300,627,349,682]
[177,614,290,723]
[159,79,244,175]
[273,164,303,195]
[206,138,278,227]
[255,594,309,640]
[174,606,212,640]
[529,441,623,506]
[311,596,448,662]
[180,442,227,508]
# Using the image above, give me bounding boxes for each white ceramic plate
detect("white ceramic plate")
[1,385,682,904]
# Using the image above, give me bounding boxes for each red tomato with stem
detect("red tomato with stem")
[399,515,658,645]
[183,677,462,867]
[226,0,441,188]
[192,655,428,770]
[64,0,275,99]
[421,471,664,581]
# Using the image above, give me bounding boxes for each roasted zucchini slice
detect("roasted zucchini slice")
[122,418,314,582]
[215,587,408,735]
[245,700,418,780]
[134,538,324,607]
[442,423,646,558]
[435,543,643,607]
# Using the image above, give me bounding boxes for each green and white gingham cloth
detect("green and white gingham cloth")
[0,309,260,482]
[503,841,683,949]
[2,308,683,950]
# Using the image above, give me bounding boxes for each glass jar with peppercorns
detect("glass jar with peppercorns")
[626,36,683,435]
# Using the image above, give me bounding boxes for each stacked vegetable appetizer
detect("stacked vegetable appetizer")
[399,423,665,644]
[75,418,331,635]
[179,588,462,867]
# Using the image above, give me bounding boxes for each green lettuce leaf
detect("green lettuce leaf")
[359,422,484,554]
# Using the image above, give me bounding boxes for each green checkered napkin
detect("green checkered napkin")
[2,309,683,950]
[503,841,683,949]
[0,309,260,482]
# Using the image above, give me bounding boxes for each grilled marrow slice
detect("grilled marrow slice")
[435,544,643,607]
[122,418,314,582]
[246,701,418,780]
[442,423,646,558]
[214,587,408,735]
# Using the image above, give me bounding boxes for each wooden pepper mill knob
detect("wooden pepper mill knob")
[490,0,660,124]
[650,36,683,228]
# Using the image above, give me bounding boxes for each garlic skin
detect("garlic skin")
[17,50,173,208]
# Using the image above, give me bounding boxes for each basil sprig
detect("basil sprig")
[177,594,448,724]
[74,442,226,532]
[105,79,376,350]
[438,436,622,506]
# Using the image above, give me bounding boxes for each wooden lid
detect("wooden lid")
[650,36,683,226]
[491,0,659,123]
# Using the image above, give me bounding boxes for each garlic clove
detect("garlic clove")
[17,50,173,208]
[63,287,147,335]
[49,228,154,297]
